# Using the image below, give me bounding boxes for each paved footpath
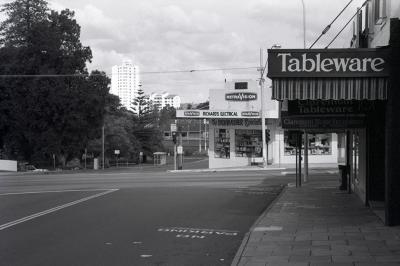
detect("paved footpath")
[232,173,400,266]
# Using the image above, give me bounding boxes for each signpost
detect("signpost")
[114,150,120,168]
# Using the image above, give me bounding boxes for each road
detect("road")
[0,166,293,265]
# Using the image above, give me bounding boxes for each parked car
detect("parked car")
[25,164,48,172]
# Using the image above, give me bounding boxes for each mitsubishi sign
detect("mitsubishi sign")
[267,48,389,78]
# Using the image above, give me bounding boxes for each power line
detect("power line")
[0,66,259,78]
[309,0,354,48]
[325,1,367,49]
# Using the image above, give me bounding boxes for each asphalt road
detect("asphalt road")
[0,166,292,265]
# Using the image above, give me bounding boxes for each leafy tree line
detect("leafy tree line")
[0,0,171,167]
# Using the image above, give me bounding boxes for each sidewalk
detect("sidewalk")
[232,173,400,266]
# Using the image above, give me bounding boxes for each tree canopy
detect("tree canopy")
[0,0,107,166]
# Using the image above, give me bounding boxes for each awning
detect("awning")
[272,77,388,100]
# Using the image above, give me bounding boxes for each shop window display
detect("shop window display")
[235,130,262,158]
[215,129,230,158]
[284,132,332,155]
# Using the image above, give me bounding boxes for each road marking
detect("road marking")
[140,255,153,258]
[281,171,296,176]
[254,226,283,232]
[0,189,118,231]
[0,188,118,196]
[157,226,239,239]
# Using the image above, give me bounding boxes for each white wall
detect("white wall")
[0,160,17,172]
[369,0,400,48]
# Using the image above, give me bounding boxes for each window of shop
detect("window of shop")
[215,129,230,158]
[284,132,332,156]
[374,0,386,24]
[352,132,360,185]
[235,130,263,158]
[234,82,248,90]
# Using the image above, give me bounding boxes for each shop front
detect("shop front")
[267,47,399,224]
[176,80,280,168]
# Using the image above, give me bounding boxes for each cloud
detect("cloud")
[47,0,366,102]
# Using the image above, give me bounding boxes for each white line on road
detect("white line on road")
[0,189,118,231]
[0,188,118,196]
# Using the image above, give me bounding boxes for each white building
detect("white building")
[177,80,341,169]
[111,60,140,111]
[149,92,181,110]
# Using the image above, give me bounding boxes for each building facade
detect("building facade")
[178,80,340,168]
[267,0,400,226]
[111,60,140,111]
[149,92,181,110]
[356,0,400,225]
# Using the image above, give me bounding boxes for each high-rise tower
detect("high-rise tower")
[111,60,140,111]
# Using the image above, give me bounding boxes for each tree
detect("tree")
[130,86,164,158]
[131,86,151,119]
[0,0,107,167]
[196,101,209,110]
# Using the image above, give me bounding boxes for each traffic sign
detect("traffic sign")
[177,146,183,154]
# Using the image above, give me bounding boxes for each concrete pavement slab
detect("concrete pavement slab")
[232,172,400,266]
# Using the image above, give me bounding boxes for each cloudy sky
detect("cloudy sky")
[3,0,366,103]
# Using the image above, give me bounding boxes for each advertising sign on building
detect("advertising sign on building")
[176,110,261,119]
[225,92,257,101]
[268,48,390,78]
[281,115,366,129]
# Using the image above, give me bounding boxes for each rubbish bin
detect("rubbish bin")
[338,165,348,190]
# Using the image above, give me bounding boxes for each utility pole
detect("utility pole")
[102,125,105,170]
[259,48,268,168]
[84,148,87,170]
[204,119,207,152]
[178,133,183,170]
[199,120,202,153]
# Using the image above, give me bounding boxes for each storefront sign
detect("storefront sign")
[177,110,261,119]
[225,92,257,101]
[241,111,260,117]
[268,48,389,78]
[287,100,378,115]
[211,119,261,127]
[281,115,366,129]
[183,111,200,116]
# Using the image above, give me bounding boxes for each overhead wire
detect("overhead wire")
[0,66,259,78]
[325,1,368,49]
[309,0,354,48]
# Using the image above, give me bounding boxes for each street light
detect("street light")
[301,0,306,49]
[300,0,309,183]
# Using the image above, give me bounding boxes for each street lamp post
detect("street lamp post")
[301,0,306,49]
[301,0,309,183]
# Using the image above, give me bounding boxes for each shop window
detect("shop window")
[374,0,386,24]
[234,82,248,90]
[353,132,360,185]
[284,132,332,156]
[235,130,262,158]
[215,129,230,158]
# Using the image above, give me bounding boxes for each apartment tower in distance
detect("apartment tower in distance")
[149,92,181,110]
[111,60,140,111]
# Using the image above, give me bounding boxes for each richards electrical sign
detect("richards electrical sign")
[267,48,389,78]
